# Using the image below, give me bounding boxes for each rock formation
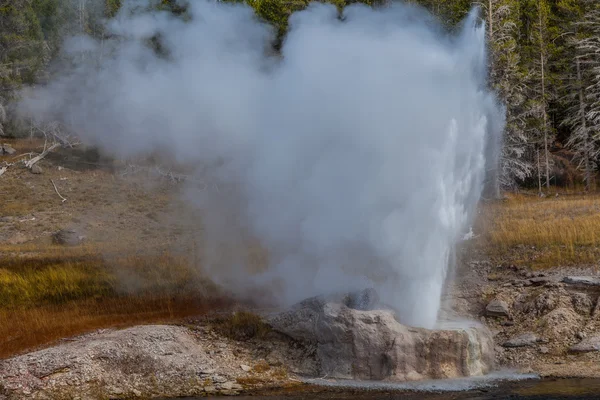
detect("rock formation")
[268,289,494,381]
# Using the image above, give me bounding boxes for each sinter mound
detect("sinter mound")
[268,289,495,381]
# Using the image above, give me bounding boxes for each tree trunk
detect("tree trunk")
[537,148,542,195]
[576,58,591,191]
[488,0,494,39]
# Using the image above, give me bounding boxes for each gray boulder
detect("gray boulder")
[52,229,84,246]
[502,332,538,348]
[1,143,16,155]
[486,298,510,317]
[268,289,494,381]
[569,336,600,353]
[562,276,600,287]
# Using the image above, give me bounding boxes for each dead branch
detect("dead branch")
[31,121,80,148]
[50,179,67,203]
[10,152,35,161]
[24,143,60,169]
[0,160,14,177]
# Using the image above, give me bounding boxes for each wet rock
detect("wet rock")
[31,164,43,174]
[485,298,510,317]
[1,143,16,155]
[562,276,600,286]
[52,229,84,246]
[344,287,379,311]
[269,291,494,381]
[502,332,538,348]
[569,336,600,353]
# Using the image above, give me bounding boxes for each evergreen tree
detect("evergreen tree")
[563,0,600,190]
[483,0,534,189]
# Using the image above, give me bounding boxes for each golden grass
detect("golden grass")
[214,311,271,341]
[474,192,600,268]
[0,243,226,359]
[0,296,227,359]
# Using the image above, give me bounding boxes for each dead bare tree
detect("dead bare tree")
[21,120,79,170]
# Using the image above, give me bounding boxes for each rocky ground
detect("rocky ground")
[0,289,497,399]
[0,321,316,399]
[448,249,600,378]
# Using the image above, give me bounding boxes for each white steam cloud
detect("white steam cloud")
[20,0,504,328]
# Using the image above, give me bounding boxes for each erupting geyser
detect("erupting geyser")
[20,0,504,329]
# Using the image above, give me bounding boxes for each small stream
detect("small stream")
[170,375,600,399]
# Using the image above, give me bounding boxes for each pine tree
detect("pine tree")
[519,0,555,192]
[483,0,534,189]
[561,0,600,190]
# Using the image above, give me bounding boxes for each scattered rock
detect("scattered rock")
[576,332,586,340]
[221,381,242,391]
[525,288,572,316]
[486,298,510,318]
[500,321,515,327]
[240,364,251,372]
[52,229,84,246]
[31,164,43,174]
[539,307,583,340]
[502,332,538,348]
[269,290,494,381]
[562,276,600,287]
[569,336,600,353]
[571,293,593,315]
[539,346,549,354]
[1,143,16,155]
[199,368,216,375]
[204,386,216,394]
[530,277,554,286]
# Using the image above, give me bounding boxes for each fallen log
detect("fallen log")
[24,143,60,169]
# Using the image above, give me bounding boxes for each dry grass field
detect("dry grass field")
[2,138,600,359]
[474,192,600,269]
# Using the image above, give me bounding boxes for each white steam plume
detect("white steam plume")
[19,0,504,329]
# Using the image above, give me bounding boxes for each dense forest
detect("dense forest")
[2,0,600,192]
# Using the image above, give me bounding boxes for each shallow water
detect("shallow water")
[170,375,600,399]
